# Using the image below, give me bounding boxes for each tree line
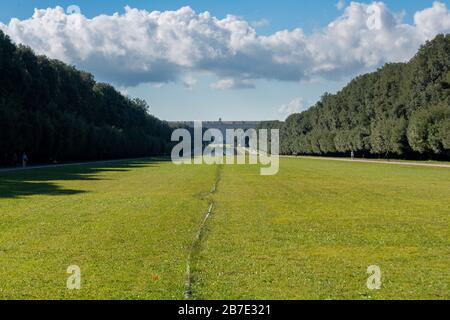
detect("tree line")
[260,34,450,160]
[0,31,172,166]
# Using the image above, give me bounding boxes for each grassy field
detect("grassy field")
[0,159,216,299]
[194,158,450,299]
[0,158,449,299]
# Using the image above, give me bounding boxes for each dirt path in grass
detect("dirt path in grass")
[285,156,450,168]
[184,164,223,299]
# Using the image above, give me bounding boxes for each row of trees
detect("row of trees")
[260,34,450,159]
[0,31,172,166]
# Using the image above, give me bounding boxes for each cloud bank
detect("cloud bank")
[1,2,450,88]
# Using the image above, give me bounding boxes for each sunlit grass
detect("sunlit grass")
[193,158,450,300]
[0,157,449,300]
[0,159,216,299]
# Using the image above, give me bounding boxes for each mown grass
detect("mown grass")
[299,156,450,165]
[193,158,450,300]
[0,157,449,300]
[0,159,216,299]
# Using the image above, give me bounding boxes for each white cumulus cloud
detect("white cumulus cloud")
[278,98,307,119]
[182,75,197,90]
[251,18,270,28]
[210,78,256,90]
[1,2,449,88]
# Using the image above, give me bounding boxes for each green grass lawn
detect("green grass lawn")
[299,156,450,165]
[0,158,449,300]
[0,159,216,299]
[193,158,450,300]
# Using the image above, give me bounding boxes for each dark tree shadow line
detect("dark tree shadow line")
[0,158,170,199]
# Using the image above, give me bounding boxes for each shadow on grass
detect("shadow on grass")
[0,158,169,199]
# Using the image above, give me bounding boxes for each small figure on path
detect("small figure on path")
[22,152,28,168]
[351,151,355,160]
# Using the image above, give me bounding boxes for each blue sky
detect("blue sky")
[1,1,449,121]
[1,0,444,32]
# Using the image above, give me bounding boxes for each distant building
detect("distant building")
[169,120,263,147]
[171,120,260,134]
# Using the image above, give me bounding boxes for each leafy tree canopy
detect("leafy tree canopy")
[260,34,450,159]
[0,31,172,165]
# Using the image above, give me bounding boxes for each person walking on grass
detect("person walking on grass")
[351,151,355,160]
[22,152,28,168]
